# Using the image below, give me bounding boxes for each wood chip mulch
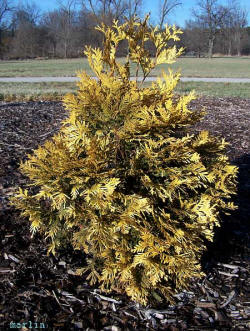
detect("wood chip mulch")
[0,97,249,330]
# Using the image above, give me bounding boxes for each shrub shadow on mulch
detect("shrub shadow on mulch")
[202,153,250,270]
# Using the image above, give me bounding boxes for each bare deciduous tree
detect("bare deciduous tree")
[11,2,40,29]
[193,0,231,58]
[158,0,182,30]
[83,0,129,25]
[127,0,143,19]
[231,3,247,56]
[0,0,14,53]
[220,1,247,56]
[58,0,78,58]
[10,2,41,58]
[184,19,207,57]
[0,0,13,24]
[42,0,78,58]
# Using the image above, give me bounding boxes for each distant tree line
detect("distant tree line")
[0,0,249,59]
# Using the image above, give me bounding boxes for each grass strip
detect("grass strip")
[0,57,250,78]
[0,81,249,102]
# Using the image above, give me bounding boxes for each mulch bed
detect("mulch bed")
[0,97,249,330]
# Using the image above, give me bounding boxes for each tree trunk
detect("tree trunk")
[64,41,67,58]
[0,29,2,57]
[235,32,241,57]
[228,39,232,56]
[53,43,56,58]
[208,36,214,58]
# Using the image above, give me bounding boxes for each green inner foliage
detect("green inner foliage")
[12,16,238,305]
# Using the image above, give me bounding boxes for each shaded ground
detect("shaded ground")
[0,98,249,330]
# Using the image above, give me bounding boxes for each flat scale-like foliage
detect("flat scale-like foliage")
[12,16,238,305]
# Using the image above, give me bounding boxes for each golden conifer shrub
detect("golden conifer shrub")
[12,16,238,305]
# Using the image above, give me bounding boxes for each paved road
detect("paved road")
[0,76,250,83]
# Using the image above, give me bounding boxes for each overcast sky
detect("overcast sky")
[13,0,250,28]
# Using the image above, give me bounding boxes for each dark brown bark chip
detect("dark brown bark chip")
[0,98,249,330]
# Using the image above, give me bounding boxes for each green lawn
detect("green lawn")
[168,57,250,78]
[0,82,76,95]
[1,81,249,101]
[1,57,250,78]
[176,81,250,98]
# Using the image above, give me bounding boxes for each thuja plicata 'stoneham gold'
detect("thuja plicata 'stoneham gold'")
[12,16,238,305]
